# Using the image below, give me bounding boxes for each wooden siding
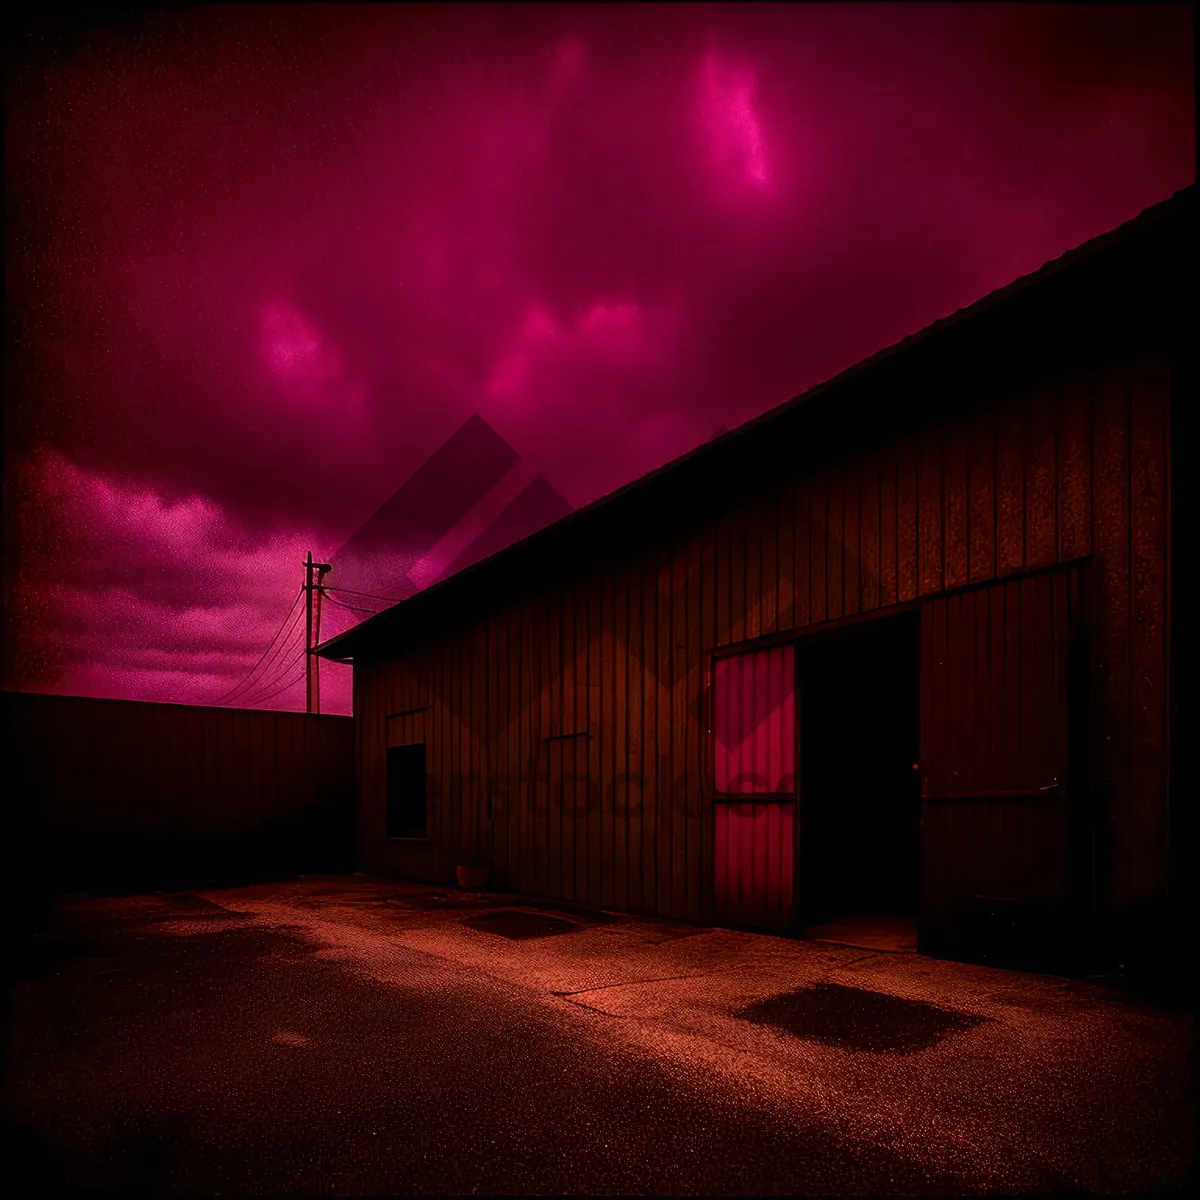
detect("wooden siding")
[918,564,1087,968]
[359,346,1173,939]
[8,691,355,893]
[715,802,796,930]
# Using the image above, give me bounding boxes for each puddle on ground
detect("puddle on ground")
[736,981,990,1054]
[390,891,510,912]
[462,910,582,940]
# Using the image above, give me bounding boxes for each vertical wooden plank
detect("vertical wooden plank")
[827,460,844,620]
[943,594,963,795]
[898,438,918,603]
[509,609,524,889]
[958,590,978,796]
[714,803,728,923]
[453,635,466,870]
[441,640,454,862]
[466,627,478,866]
[515,611,530,893]
[745,491,763,643]
[572,590,586,901]
[484,623,495,872]
[699,524,716,923]
[1019,575,1045,787]
[844,460,861,617]
[975,582,994,793]
[860,451,880,612]
[1129,354,1168,904]
[794,477,812,628]
[777,477,796,631]
[969,404,997,583]
[764,801,780,926]
[658,549,674,917]
[672,539,689,920]
[921,597,944,796]
[562,592,578,902]
[549,592,564,897]
[762,485,779,637]
[1050,570,1071,782]
[526,606,541,894]
[1058,369,1094,562]
[591,574,606,908]
[435,642,450,867]
[1004,579,1024,789]
[627,559,645,914]
[880,446,898,608]
[569,587,584,901]
[641,550,659,914]
[945,422,969,589]
[1093,367,1131,912]
[685,530,704,921]
[810,470,828,623]
[715,506,731,648]
[1025,381,1059,568]
[473,623,486,868]
[730,499,747,644]
[918,426,944,596]
[494,614,509,883]
[729,804,744,920]
[530,598,547,897]
[996,394,1026,576]
[572,591,587,902]
[753,804,769,926]
[781,801,796,925]
[613,564,628,912]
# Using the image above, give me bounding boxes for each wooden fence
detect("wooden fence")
[6,691,356,895]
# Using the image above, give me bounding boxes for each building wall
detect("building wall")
[7,692,356,894]
[356,340,1173,945]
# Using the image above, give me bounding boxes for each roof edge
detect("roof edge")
[317,183,1195,661]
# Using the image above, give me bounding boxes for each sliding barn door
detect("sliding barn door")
[919,563,1091,970]
[713,645,796,930]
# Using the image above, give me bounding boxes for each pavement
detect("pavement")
[4,876,1194,1195]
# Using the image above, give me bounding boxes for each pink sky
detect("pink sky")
[4,3,1194,715]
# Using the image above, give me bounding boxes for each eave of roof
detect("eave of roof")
[317,183,1194,663]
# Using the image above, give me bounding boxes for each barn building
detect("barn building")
[319,186,1192,974]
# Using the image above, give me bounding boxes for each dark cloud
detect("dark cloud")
[4,2,1193,710]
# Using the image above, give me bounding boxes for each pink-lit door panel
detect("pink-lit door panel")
[712,644,796,930]
[714,802,795,929]
[713,645,795,795]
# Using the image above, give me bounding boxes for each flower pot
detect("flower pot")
[456,864,489,890]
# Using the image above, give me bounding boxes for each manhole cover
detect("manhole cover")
[736,982,989,1054]
[463,910,581,940]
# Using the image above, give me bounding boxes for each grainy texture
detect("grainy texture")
[359,351,1173,945]
[347,196,1187,968]
[6,880,1192,1196]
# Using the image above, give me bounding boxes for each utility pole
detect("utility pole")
[303,550,332,714]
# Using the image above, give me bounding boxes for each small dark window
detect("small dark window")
[386,744,427,838]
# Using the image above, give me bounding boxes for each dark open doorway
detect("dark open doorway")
[798,613,920,952]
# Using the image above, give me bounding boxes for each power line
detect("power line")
[236,641,306,708]
[211,587,303,705]
[233,603,305,696]
[322,592,383,616]
[240,661,305,709]
[323,585,406,603]
[218,602,304,708]
[241,660,308,708]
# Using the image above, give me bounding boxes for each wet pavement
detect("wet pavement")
[4,877,1194,1195]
